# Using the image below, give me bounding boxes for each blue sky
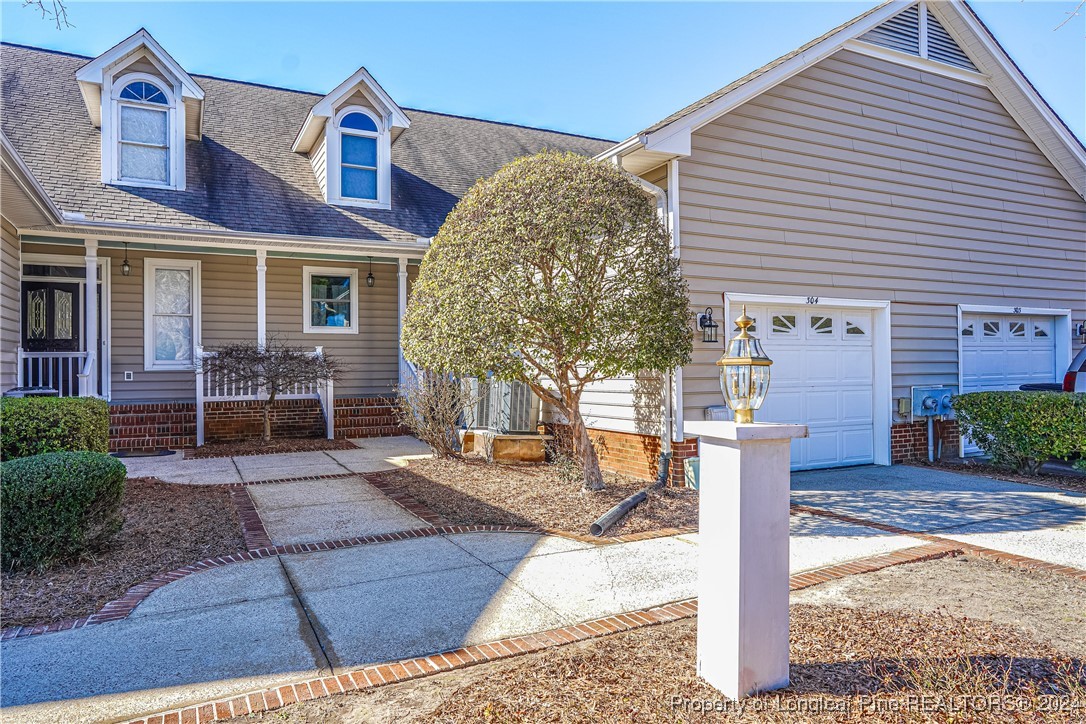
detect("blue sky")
[2,1,1083,142]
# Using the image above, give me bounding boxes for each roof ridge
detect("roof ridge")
[1,40,614,144]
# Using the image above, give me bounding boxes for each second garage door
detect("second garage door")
[960,313,1058,454]
[739,305,875,470]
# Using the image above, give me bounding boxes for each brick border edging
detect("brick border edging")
[228,488,272,550]
[120,541,967,724]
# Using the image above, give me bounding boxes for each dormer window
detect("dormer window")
[328,106,390,208]
[117,80,171,184]
[338,110,380,201]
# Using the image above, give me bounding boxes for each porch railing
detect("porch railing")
[194,345,334,446]
[16,348,88,397]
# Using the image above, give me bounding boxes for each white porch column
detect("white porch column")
[83,238,99,396]
[683,420,808,700]
[397,258,408,385]
[255,249,267,348]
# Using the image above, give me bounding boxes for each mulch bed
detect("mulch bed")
[1,477,245,628]
[232,560,1086,723]
[189,437,358,459]
[367,457,698,537]
[912,460,1086,495]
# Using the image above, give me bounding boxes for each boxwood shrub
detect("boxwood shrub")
[0,396,109,460]
[952,391,1086,474]
[1,451,126,570]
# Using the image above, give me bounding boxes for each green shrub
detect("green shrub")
[952,391,1086,474]
[1,451,126,570]
[0,396,109,460]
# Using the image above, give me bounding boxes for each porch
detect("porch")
[7,233,424,449]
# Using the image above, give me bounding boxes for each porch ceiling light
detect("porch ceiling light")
[717,305,772,424]
[121,242,131,276]
[697,307,719,343]
[366,257,375,287]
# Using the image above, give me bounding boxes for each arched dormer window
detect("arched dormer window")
[108,73,179,188]
[330,106,389,208]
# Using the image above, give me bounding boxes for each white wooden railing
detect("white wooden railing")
[17,348,88,397]
[194,345,334,446]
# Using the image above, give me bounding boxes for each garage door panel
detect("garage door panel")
[755,303,877,470]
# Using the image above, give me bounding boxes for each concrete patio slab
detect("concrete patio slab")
[789,512,927,572]
[246,476,387,511]
[938,509,1086,570]
[446,531,597,563]
[257,498,424,545]
[131,556,293,619]
[119,456,242,485]
[1,594,324,724]
[297,563,569,669]
[232,452,351,482]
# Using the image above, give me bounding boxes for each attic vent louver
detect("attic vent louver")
[859,3,978,73]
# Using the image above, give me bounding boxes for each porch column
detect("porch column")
[255,249,267,348]
[397,258,408,385]
[82,238,99,396]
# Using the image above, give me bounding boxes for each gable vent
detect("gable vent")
[860,4,920,55]
[859,3,978,73]
[925,8,978,71]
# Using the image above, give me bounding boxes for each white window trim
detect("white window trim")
[103,70,186,191]
[326,106,391,210]
[143,258,201,370]
[303,265,359,334]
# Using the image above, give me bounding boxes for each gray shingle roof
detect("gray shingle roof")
[1,43,613,243]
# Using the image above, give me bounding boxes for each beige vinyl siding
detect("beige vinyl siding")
[265,257,406,397]
[677,49,1085,426]
[310,133,328,199]
[1,219,20,389]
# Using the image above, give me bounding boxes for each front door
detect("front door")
[22,281,81,353]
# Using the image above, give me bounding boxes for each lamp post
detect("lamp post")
[685,303,806,701]
[716,305,771,423]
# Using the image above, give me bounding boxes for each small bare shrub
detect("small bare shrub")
[397,372,477,458]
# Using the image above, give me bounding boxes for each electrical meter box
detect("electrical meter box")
[911,385,957,417]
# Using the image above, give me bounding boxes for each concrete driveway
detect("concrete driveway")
[792,464,1086,569]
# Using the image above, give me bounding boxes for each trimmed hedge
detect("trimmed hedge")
[0,396,109,460]
[952,391,1086,474]
[1,451,126,570]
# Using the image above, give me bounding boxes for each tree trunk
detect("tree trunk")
[566,400,605,492]
[263,391,276,442]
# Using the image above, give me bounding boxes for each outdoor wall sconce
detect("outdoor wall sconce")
[121,242,131,276]
[366,257,375,287]
[717,305,773,424]
[697,307,719,343]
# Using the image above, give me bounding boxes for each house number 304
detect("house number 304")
[806,296,819,305]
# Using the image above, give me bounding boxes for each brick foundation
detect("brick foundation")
[891,419,960,463]
[109,396,405,451]
[333,396,406,438]
[203,399,326,442]
[547,424,699,485]
[109,401,196,452]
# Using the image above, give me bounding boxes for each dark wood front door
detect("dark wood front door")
[21,281,81,353]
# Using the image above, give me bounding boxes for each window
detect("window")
[144,259,200,370]
[771,314,796,336]
[115,78,171,185]
[303,266,358,334]
[810,315,834,335]
[983,320,1000,337]
[331,106,388,207]
[1009,320,1027,338]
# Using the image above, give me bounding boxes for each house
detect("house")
[2,0,1083,473]
[0,30,610,449]
[577,0,1085,480]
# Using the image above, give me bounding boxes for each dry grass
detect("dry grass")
[367,456,698,537]
[190,437,358,459]
[233,604,1085,724]
[911,460,1086,495]
[1,478,244,627]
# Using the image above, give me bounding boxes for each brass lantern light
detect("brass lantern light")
[717,305,772,423]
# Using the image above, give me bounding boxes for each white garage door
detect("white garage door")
[961,313,1057,454]
[739,305,875,470]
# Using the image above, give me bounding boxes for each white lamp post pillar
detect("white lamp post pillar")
[684,419,807,700]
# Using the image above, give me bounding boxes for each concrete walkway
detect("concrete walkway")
[118,436,433,484]
[3,462,1081,722]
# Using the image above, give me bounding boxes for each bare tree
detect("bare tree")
[198,339,339,442]
[396,371,477,458]
[23,1,72,29]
